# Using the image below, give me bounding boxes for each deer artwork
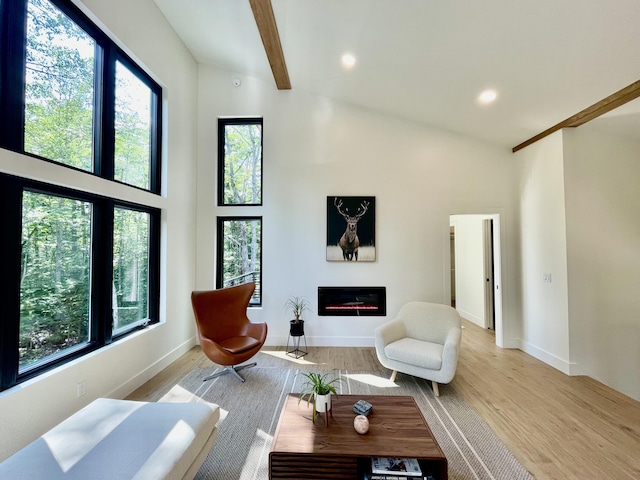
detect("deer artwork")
[334,197,370,261]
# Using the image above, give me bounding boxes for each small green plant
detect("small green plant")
[297,371,341,422]
[285,296,310,322]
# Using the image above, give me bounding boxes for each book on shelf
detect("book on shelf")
[371,457,422,476]
[363,472,436,480]
[365,475,435,480]
[360,457,437,480]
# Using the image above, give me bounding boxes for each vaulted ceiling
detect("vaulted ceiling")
[152,0,640,151]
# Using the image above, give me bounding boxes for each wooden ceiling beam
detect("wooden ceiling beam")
[512,79,640,152]
[249,0,291,90]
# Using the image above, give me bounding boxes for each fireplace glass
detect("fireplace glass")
[317,286,386,316]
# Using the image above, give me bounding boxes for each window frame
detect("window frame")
[0,0,163,392]
[216,216,263,306]
[112,204,158,335]
[217,117,263,206]
[0,173,160,390]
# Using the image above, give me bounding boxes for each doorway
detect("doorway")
[449,214,503,347]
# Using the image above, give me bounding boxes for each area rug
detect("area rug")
[162,363,534,480]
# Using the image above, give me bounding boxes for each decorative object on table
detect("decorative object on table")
[353,399,373,416]
[353,414,369,434]
[297,371,341,425]
[285,296,310,358]
[371,457,423,477]
[326,196,376,262]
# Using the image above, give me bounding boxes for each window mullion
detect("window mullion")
[98,44,116,180]
[147,211,161,322]
[0,0,27,151]
[91,199,114,345]
[0,176,24,390]
[150,88,162,194]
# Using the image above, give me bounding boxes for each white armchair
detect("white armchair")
[374,301,462,396]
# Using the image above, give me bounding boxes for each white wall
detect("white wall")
[515,126,640,401]
[515,131,571,373]
[196,68,522,348]
[450,214,486,327]
[563,127,640,401]
[0,0,199,460]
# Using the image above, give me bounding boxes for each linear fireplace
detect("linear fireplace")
[317,286,386,316]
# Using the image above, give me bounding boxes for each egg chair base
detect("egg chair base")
[203,362,257,383]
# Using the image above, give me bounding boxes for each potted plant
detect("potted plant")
[285,296,310,336]
[297,371,341,423]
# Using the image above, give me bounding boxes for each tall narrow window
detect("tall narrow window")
[217,217,262,305]
[218,118,263,205]
[19,190,92,371]
[113,207,150,333]
[24,0,95,171]
[114,60,152,190]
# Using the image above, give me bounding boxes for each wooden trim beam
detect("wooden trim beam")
[249,0,291,90]
[512,79,640,152]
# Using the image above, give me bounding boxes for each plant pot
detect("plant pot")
[289,319,305,336]
[315,393,332,413]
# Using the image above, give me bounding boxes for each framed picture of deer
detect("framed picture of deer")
[326,196,376,262]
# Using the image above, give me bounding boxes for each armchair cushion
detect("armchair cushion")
[385,338,443,370]
[218,336,262,354]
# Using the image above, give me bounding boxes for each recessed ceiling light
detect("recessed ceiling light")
[478,89,497,104]
[341,53,356,68]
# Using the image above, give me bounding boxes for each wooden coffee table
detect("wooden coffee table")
[269,394,447,479]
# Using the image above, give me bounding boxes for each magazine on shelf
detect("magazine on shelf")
[370,457,423,476]
[366,475,435,480]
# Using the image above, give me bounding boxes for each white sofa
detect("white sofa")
[374,301,462,396]
[0,397,219,479]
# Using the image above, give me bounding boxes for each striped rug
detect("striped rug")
[163,364,534,480]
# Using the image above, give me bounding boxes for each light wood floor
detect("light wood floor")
[127,319,640,480]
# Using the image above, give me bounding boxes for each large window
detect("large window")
[0,0,162,392]
[0,175,160,390]
[216,217,262,306]
[0,0,162,193]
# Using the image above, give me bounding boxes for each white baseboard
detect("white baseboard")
[520,340,571,374]
[568,361,587,376]
[108,336,197,399]
[264,336,375,348]
[457,309,484,328]
[501,338,522,349]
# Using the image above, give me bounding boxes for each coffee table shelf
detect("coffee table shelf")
[269,394,447,480]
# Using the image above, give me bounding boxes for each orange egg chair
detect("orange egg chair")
[191,282,267,382]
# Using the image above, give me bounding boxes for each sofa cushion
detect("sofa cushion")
[385,337,443,370]
[0,398,219,480]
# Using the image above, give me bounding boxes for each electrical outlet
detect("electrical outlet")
[77,380,86,398]
[543,273,552,283]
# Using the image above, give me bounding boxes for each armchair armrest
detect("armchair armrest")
[199,336,236,365]
[441,326,462,369]
[374,318,406,349]
[243,321,268,342]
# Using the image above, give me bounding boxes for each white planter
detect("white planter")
[315,393,332,413]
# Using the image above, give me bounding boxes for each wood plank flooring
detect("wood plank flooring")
[126,319,640,480]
